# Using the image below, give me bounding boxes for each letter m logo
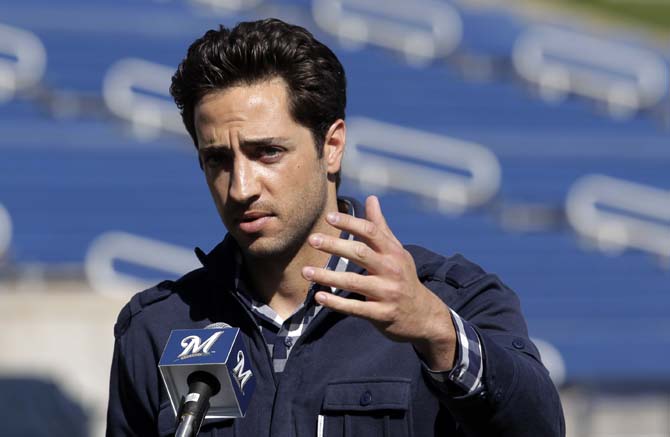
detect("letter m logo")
[232,350,253,394]
[178,331,225,358]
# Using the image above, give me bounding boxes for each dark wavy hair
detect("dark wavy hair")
[171,18,347,178]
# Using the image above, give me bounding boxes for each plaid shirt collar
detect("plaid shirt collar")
[232,198,356,372]
[233,198,356,322]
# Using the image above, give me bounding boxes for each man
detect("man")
[107,18,564,436]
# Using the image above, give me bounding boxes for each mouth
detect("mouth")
[237,211,274,234]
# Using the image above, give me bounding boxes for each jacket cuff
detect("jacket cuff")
[422,309,484,396]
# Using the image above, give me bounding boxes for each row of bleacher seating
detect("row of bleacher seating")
[0,0,668,385]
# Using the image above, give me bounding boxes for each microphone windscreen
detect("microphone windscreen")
[205,322,233,329]
[159,327,256,419]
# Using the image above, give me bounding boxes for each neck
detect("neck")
[242,195,343,319]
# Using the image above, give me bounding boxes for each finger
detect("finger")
[365,195,389,229]
[302,266,386,299]
[314,291,387,320]
[308,233,385,273]
[326,210,394,253]
[365,195,401,245]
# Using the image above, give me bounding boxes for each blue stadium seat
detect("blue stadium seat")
[0,0,668,385]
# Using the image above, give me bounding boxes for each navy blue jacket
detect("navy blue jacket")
[107,236,565,436]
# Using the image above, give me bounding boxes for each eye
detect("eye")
[202,151,231,170]
[203,155,221,167]
[257,146,283,162]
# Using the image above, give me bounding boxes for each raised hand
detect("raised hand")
[302,195,458,371]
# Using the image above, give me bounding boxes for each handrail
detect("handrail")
[0,23,47,103]
[513,26,668,118]
[85,231,200,296]
[566,175,670,258]
[0,204,12,260]
[188,0,263,12]
[102,58,185,140]
[312,0,462,66]
[532,337,566,387]
[345,117,501,214]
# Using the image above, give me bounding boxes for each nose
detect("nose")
[228,157,261,203]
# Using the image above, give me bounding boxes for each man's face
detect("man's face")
[194,78,336,259]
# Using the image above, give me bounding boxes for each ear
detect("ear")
[322,119,346,175]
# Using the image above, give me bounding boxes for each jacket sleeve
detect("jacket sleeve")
[106,301,161,437]
[427,273,566,436]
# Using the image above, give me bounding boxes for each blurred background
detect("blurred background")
[0,0,669,435]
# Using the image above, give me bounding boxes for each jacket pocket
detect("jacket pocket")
[321,378,412,437]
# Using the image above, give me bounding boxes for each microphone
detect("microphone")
[159,322,256,437]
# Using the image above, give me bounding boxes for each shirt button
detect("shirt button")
[284,337,293,348]
[512,338,525,350]
[360,390,372,406]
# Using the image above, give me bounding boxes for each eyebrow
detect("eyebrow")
[239,137,290,148]
[199,137,290,152]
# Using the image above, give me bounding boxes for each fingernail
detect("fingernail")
[303,267,314,279]
[327,212,338,224]
[315,292,328,304]
[310,234,323,247]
